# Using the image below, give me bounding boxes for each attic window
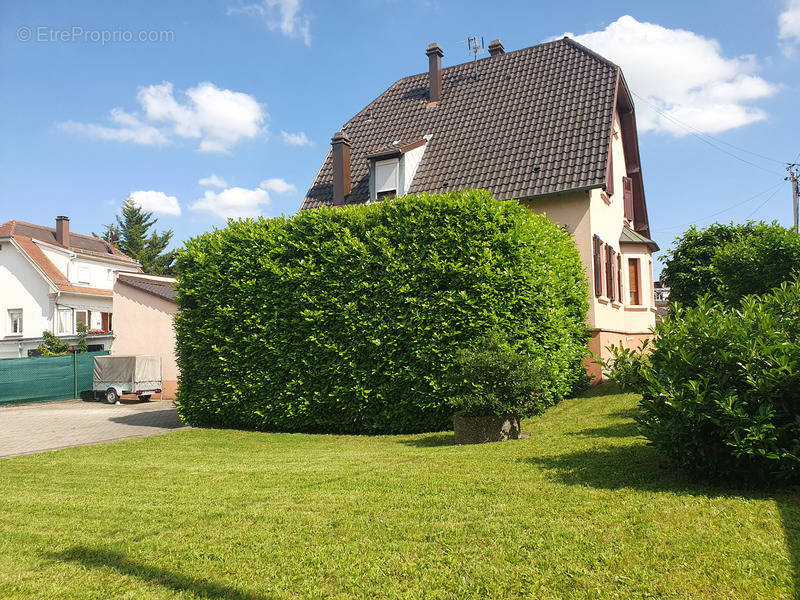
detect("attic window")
[375,159,398,200]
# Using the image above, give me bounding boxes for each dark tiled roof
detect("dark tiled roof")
[302,38,618,209]
[619,226,659,251]
[0,220,137,263]
[118,275,177,303]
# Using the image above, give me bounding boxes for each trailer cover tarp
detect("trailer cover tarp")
[93,355,161,384]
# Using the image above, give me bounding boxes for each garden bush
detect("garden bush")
[605,278,800,483]
[660,221,800,305]
[175,190,589,433]
[450,330,556,418]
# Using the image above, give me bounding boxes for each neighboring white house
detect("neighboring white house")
[0,216,141,358]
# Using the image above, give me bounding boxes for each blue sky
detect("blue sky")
[1,0,799,273]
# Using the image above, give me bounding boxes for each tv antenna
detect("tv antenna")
[457,35,484,80]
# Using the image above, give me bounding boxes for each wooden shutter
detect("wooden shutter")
[605,245,614,302]
[593,235,603,297]
[101,312,110,332]
[617,253,624,301]
[606,144,614,196]
[623,176,634,221]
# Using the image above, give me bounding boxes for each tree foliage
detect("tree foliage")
[96,197,175,274]
[660,221,800,305]
[174,191,590,434]
[605,278,800,484]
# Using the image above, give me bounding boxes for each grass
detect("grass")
[1,385,798,599]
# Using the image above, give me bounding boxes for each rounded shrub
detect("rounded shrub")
[606,278,800,484]
[175,190,589,434]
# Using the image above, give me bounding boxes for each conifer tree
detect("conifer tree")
[96,197,176,275]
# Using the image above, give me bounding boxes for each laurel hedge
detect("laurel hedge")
[174,190,589,433]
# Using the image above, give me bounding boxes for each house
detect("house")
[0,216,140,358]
[110,273,179,399]
[301,37,659,381]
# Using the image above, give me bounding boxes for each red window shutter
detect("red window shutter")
[623,176,634,221]
[593,235,603,297]
[101,312,109,332]
[617,253,624,301]
[605,245,614,302]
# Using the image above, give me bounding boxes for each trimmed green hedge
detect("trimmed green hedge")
[175,190,589,433]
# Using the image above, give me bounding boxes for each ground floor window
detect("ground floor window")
[628,258,641,305]
[57,308,73,335]
[8,309,22,335]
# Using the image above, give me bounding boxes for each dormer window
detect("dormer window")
[375,159,399,200]
[367,136,431,202]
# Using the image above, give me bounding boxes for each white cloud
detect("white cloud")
[280,130,313,147]
[260,177,296,194]
[198,174,228,188]
[559,15,778,135]
[779,0,800,55]
[128,190,181,216]
[229,0,311,46]
[59,109,169,146]
[191,186,270,220]
[59,82,266,153]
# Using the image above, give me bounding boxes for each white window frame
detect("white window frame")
[8,309,22,336]
[57,308,74,336]
[75,309,88,332]
[374,159,399,197]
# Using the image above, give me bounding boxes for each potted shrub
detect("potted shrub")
[451,331,553,445]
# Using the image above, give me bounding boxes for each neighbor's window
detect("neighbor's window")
[57,308,73,335]
[90,310,102,331]
[374,159,399,200]
[628,258,641,305]
[8,309,22,335]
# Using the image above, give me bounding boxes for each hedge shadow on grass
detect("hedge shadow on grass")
[49,546,269,600]
[397,433,454,447]
[569,421,640,439]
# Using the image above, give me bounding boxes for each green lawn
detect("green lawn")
[1,386,798,599]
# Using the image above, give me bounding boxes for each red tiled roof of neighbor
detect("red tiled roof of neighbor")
[9,235,115,296]
[0,219,138,264]
[303,37,620,210]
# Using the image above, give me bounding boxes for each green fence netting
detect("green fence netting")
[0,350,109,405]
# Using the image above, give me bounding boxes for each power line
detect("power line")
[630,91,786,176]
[744,185,783,219]
[652,181,785,233]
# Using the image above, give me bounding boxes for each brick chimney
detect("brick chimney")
[488,39,505,56]
[55,216,70,247]
[331,130,352,205]
[426,42,443,103]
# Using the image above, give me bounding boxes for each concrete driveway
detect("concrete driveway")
[0,398,187,458]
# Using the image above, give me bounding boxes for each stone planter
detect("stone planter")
[453,413,521,445]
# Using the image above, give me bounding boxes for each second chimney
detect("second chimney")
[56,216,70,247]
[426,42,443,103]
[488,39,505,56]
[331,130,352,205]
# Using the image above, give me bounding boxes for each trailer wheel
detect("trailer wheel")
[138,395,151,402]
[105,388,119,405]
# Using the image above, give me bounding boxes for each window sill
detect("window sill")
[4,334,23,338]
[611,301,623,309]
[624,305,649,312]
[601,191,611,205]
[596,296,609,305]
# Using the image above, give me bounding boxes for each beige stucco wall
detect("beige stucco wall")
[111,281,179,398]
[522,108,656,381]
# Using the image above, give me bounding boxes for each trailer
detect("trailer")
[93,355,162,404]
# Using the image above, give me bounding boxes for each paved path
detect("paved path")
[0,399,187,458]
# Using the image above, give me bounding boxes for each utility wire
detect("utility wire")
[630,91,785,176]
[744,185,783,219]
[652,181,785,233]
